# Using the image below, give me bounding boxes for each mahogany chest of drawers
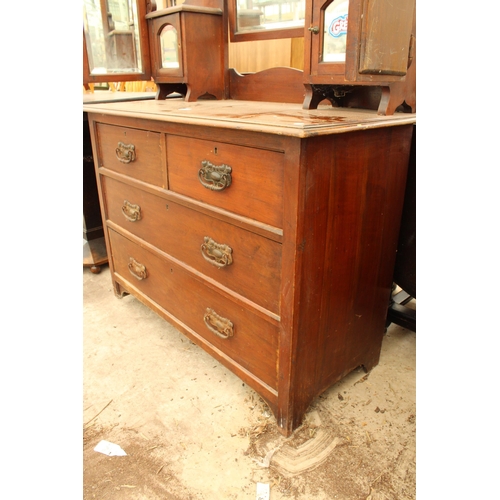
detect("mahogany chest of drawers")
[84,99,415,435]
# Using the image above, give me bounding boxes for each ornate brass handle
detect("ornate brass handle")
[116,141,136,164]
[203,308,234,339]
[122,200,142,222]
[201,237,233,268]
[198,160,232,191]
[128,257,147,280]
[308,26,320,34]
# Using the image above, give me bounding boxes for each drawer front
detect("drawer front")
[167,135,284,228]
[102,177,282,314]
[108,228,278,389]
[96,123,164,187]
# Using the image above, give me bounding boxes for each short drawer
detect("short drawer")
[102,176,282,315]
[167,135,284,228]
[108,228,278,390]
[96,123,164,187]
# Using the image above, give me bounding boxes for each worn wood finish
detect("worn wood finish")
[83,99,415,136]
[377,12,416,115]
[305,0,413,83]
[358,0,414,76]
[303,0,416,115]
[85,100,415,435]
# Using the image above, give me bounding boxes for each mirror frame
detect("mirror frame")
[83,0,153,85]
[228,0,305,42]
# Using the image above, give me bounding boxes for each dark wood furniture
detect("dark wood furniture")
[146,2,228,101]
[302,0,416,115]
[83,92,155,273]
[84,99,415,435]
[83,0,416,434]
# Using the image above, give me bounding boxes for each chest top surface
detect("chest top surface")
[83,92,157,105]
[83,99,415,138]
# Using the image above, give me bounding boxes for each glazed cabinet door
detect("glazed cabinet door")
[305,0,415,84]
[306,0,349,78]
[83,0,152,85]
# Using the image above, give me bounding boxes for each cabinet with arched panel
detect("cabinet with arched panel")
[146,3,227,100]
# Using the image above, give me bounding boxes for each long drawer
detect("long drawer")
[108,228,279,390]
[95,123,165,187]
[166,135,284,228]
[102,176,282,315]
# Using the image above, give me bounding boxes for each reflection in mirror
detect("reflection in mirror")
[235,0,305,34]
[83,0,143,75]
[160,25,180,69]
[322,0,348,62]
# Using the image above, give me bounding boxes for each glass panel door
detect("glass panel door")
[322,0,348,62]
[83,0,145,77]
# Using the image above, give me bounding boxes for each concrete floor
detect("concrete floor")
[83,264,416,499]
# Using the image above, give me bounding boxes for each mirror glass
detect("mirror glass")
[235,0,305,34]
[160,25,180,69]
[83,0,143,75]
[322,0,348,62]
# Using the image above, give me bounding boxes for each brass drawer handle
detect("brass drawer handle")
[116,141,136,164]
[128,257,147,280]
[203,308,234,339]
[122,200,142,222]
[201,237,233,268]
[198,160,232,191]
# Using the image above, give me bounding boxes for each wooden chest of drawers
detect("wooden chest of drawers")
[85,99,415,435]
